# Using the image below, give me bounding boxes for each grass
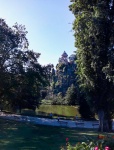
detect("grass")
[0,118,113,150]
[19,105,80,120]
[36,105,80,117]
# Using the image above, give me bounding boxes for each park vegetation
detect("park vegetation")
[0,19,48,113]
[0,0,114,133]
[69,0,114,131]
[44,60,79,105]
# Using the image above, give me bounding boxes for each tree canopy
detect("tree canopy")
[70,0,114,130]
[0,19,48,112]
[45,53,79,105]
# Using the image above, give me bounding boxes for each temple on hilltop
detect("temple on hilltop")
[46,51,77,100]
[58,51,75,64]
[58,51,68,64]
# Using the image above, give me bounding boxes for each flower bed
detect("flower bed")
[61,135,114,150]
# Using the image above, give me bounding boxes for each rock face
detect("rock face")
[47,52,77,99]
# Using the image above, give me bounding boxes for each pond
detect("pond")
[36,105,80,117]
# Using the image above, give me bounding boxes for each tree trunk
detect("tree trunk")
[103,119,112,132]
[108,119,112,131]
[98,109,104,132]
[98,110,112,132]
[103,119,109,132]
[19,108,21,114]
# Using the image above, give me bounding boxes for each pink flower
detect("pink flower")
[105,147,110,150]
[66,138,69,142]
[94,146,99,150]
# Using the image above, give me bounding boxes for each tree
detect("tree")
[0,19,48,112]
[78,93,95,120]
[8,63,47,113]
[45,56,77,103]
[65,84,78,105]
[70,0,114,131]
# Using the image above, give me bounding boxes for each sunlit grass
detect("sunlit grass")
[36,105,80,117]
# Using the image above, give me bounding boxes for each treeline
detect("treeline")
[42,57,78,105]
[43,0,114,132]
[42,55,94,119]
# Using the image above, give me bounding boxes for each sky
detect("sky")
[0,0,75,67]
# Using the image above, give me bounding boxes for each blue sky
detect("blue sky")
[0,0,75,67]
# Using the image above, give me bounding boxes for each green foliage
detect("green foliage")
[40,90,47,99]
[70,0,114,128]
[61,141,111,150]
[65,84,79,105]
[78,95,95,120]
[54,62,77,96]
[62,142,96,150]
[51,92,65,105]
[62,134,114,150]
[0,19,48,111]
[46,56,78,105]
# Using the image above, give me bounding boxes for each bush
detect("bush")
[65,84,78,105]
[51,92,65,105]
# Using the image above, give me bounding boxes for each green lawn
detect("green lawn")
[36,105,80,118]
[0,119,113,150]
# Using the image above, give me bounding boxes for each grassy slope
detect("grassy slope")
[0,119,113,150]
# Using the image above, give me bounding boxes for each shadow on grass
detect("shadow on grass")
[21,110,76,120]
[0,119,113,150]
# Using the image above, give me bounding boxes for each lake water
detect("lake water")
[36,105,80,117]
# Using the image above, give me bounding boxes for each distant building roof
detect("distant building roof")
[61,51,68,57]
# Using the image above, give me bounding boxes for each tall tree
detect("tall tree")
[65,84,78,105]
[70,0,114,131]
[0,19,47,112]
